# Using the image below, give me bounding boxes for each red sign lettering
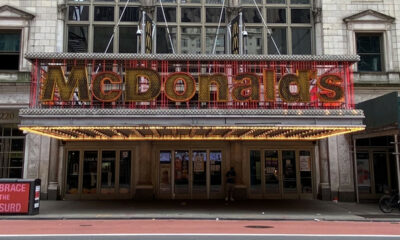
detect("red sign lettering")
[0,183,30,213]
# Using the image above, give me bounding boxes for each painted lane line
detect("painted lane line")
[0,234,399,238]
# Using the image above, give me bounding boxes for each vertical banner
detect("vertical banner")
[231,15,240,54]
[144,13,153,54]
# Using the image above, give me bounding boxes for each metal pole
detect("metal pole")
[141,11,146,54]
[239,12,243,55]
[353,137,359,203]
[394,134,400,196]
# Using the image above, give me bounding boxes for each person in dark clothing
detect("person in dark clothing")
[225,167,236,201]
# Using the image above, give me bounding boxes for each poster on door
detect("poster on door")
[357,159,370,187]
[300,155,311,172]
[193,152,205,173]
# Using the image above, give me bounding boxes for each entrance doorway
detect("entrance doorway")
[249,149,313,199]
[157,149,223,199]
[65,149,133,199]
[356,149,397,199]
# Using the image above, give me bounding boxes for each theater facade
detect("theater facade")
[19,52,364,200]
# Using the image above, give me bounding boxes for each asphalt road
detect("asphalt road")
[0,234,400,240]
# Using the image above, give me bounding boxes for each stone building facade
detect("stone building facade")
[0,0,398,202]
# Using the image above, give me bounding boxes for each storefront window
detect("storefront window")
[0,127,25,178]
[66,151,80,194]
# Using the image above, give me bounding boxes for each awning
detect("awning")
[19,108,364,141]
[354,92,400,139]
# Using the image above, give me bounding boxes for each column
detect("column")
[318,138,331,200]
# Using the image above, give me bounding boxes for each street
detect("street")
[0,220,399,239]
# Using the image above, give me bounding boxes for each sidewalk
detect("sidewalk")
[1,199,400,221]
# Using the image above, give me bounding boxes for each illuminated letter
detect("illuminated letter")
[164,73,196,102]
[42,66,90,102]
[263,69,275,102]
[92,72,122,102]
[278,70,311,103]
[125,68,161,102]
[231,73,259,102]
[198,73,228,102]
[317,74,344,102]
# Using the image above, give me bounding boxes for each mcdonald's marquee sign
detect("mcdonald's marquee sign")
[28,54,357,110]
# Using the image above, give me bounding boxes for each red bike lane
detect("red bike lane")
[0,220,399,236]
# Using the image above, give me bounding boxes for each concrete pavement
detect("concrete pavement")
[1,199,399,221]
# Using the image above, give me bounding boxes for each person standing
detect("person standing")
[225,167,236,201]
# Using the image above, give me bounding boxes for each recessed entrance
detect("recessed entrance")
[158,149,223,199]
[65,149,133,199]
[249,149,313,199]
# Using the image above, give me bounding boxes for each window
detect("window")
[0,126,25,178]
[66,1,141,53]
[206,8,225,23]
[181,8,201,22]
[156,7,176,22]
[0,30,21,70]
[68,6,89,21]
[181,27,201,54]
[356,33,383,72]
[65,0,313,55]
[68,26,88,52]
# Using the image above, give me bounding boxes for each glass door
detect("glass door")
[101,151,116,194]
[299,150,313,198]
[158,149,223,199]
[66,151,80,196]
[282,150,297,197]
[82,151,98,196]
[192,151,207,197]
[174,150,190,197]
[209,151,222,196]
[250,150,262,196]
[119,150,131,194]
[159,150,172,197]
[264,150,280,197]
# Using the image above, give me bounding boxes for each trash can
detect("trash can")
[0,179,41,215]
